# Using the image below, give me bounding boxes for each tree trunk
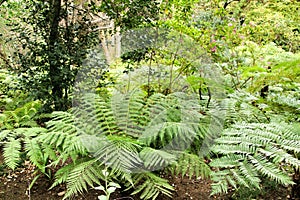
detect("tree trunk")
[49,0,63,110]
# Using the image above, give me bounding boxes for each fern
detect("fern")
[93,135,143,173]
[43,90,213,199]
[3,137,21,170]
[139,147,177,171]
[210,122,300,195]
[25,137,47,172]
[127,173,174,200]
[0,127,46,170]
[168,151,211,179]
[62,159,104,199]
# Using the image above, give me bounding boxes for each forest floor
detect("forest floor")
[0,154,299,200]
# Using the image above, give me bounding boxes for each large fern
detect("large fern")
[210,122,300,195]
[44,90,214,199]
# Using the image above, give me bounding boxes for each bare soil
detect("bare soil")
[0,156,299,200]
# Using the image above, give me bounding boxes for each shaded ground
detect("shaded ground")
[0,156,299,200]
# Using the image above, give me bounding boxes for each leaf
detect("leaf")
[94,185,105,191]
[107,186,117,193]
[98,195,108,200]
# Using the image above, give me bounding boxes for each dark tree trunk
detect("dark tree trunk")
[49,0,63,110]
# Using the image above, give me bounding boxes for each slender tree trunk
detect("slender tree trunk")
[49,0,63,110]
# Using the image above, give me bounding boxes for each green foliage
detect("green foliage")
[210,122,300,195]
[41,90,213,199]
[127,173,174,200]
[6,0,99,111]
[94,168,121,200]
[0,101,41,130]
[0,101,45,170]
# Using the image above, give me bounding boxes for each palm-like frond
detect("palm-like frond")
[3,137,21,170]
[62,159,104,199]
[168,152,211,179]
[210,122,300,195]
[94,135,143,173]
[139,147,177,171]
[128,173,174,200]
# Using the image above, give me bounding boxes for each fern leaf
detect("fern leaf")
[63,159,103,199]
[25,138,46,172]
[3,137,21,170]
[130,173,174,200]
[139,147,176,170]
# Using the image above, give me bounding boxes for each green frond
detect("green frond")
[111,90,147,137]
[3,137,21,170]
[50,162,77,189]
[1,101,41,129]
[212,143,256,155]
[14,127,47,138]
[72,94,119,135]
[210,122,299,195]
[25,138,46,172]
[40,131,87,164]
[140,122,199,149]
[258,146,300,170]
[169,152,211,179]
[130,173,174,200]
[63,159,103,199]
[247,154,293,185]
[139,147,176,170]
[94,135,143,173]
[238,161,261,189]
[46,112,77,134]
[210,154,243,168]
[211,180,229,195]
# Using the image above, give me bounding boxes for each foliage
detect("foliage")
[0,101,46,170]
[39,90,214,199]
[1,0,300,199]
[94,168,121,200]
[4,0,99,111]
[210,122,300,195]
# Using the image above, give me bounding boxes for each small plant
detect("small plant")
[94,168,121,200]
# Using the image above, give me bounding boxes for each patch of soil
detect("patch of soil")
[0,156,299,200]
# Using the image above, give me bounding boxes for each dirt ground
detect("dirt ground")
[0,156,299,200]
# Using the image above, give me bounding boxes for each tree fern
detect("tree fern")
[43,90,213,199]
[210,122,300,195]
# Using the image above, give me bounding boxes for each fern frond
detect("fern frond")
[139,147,176,171]
[25,138,46,172]
[72,94,119,135]
[63,159,103,199]
[169,152,211,179]
[3,137,21,170]
[248,154,293,185]
[111,90,147,137]
[40,131,87,165]
[94,135,143,173]
[210,122,299,195]
[129,173,174,200]
[140,122,199,149]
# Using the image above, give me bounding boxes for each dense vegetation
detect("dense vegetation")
[0,0,299,199]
